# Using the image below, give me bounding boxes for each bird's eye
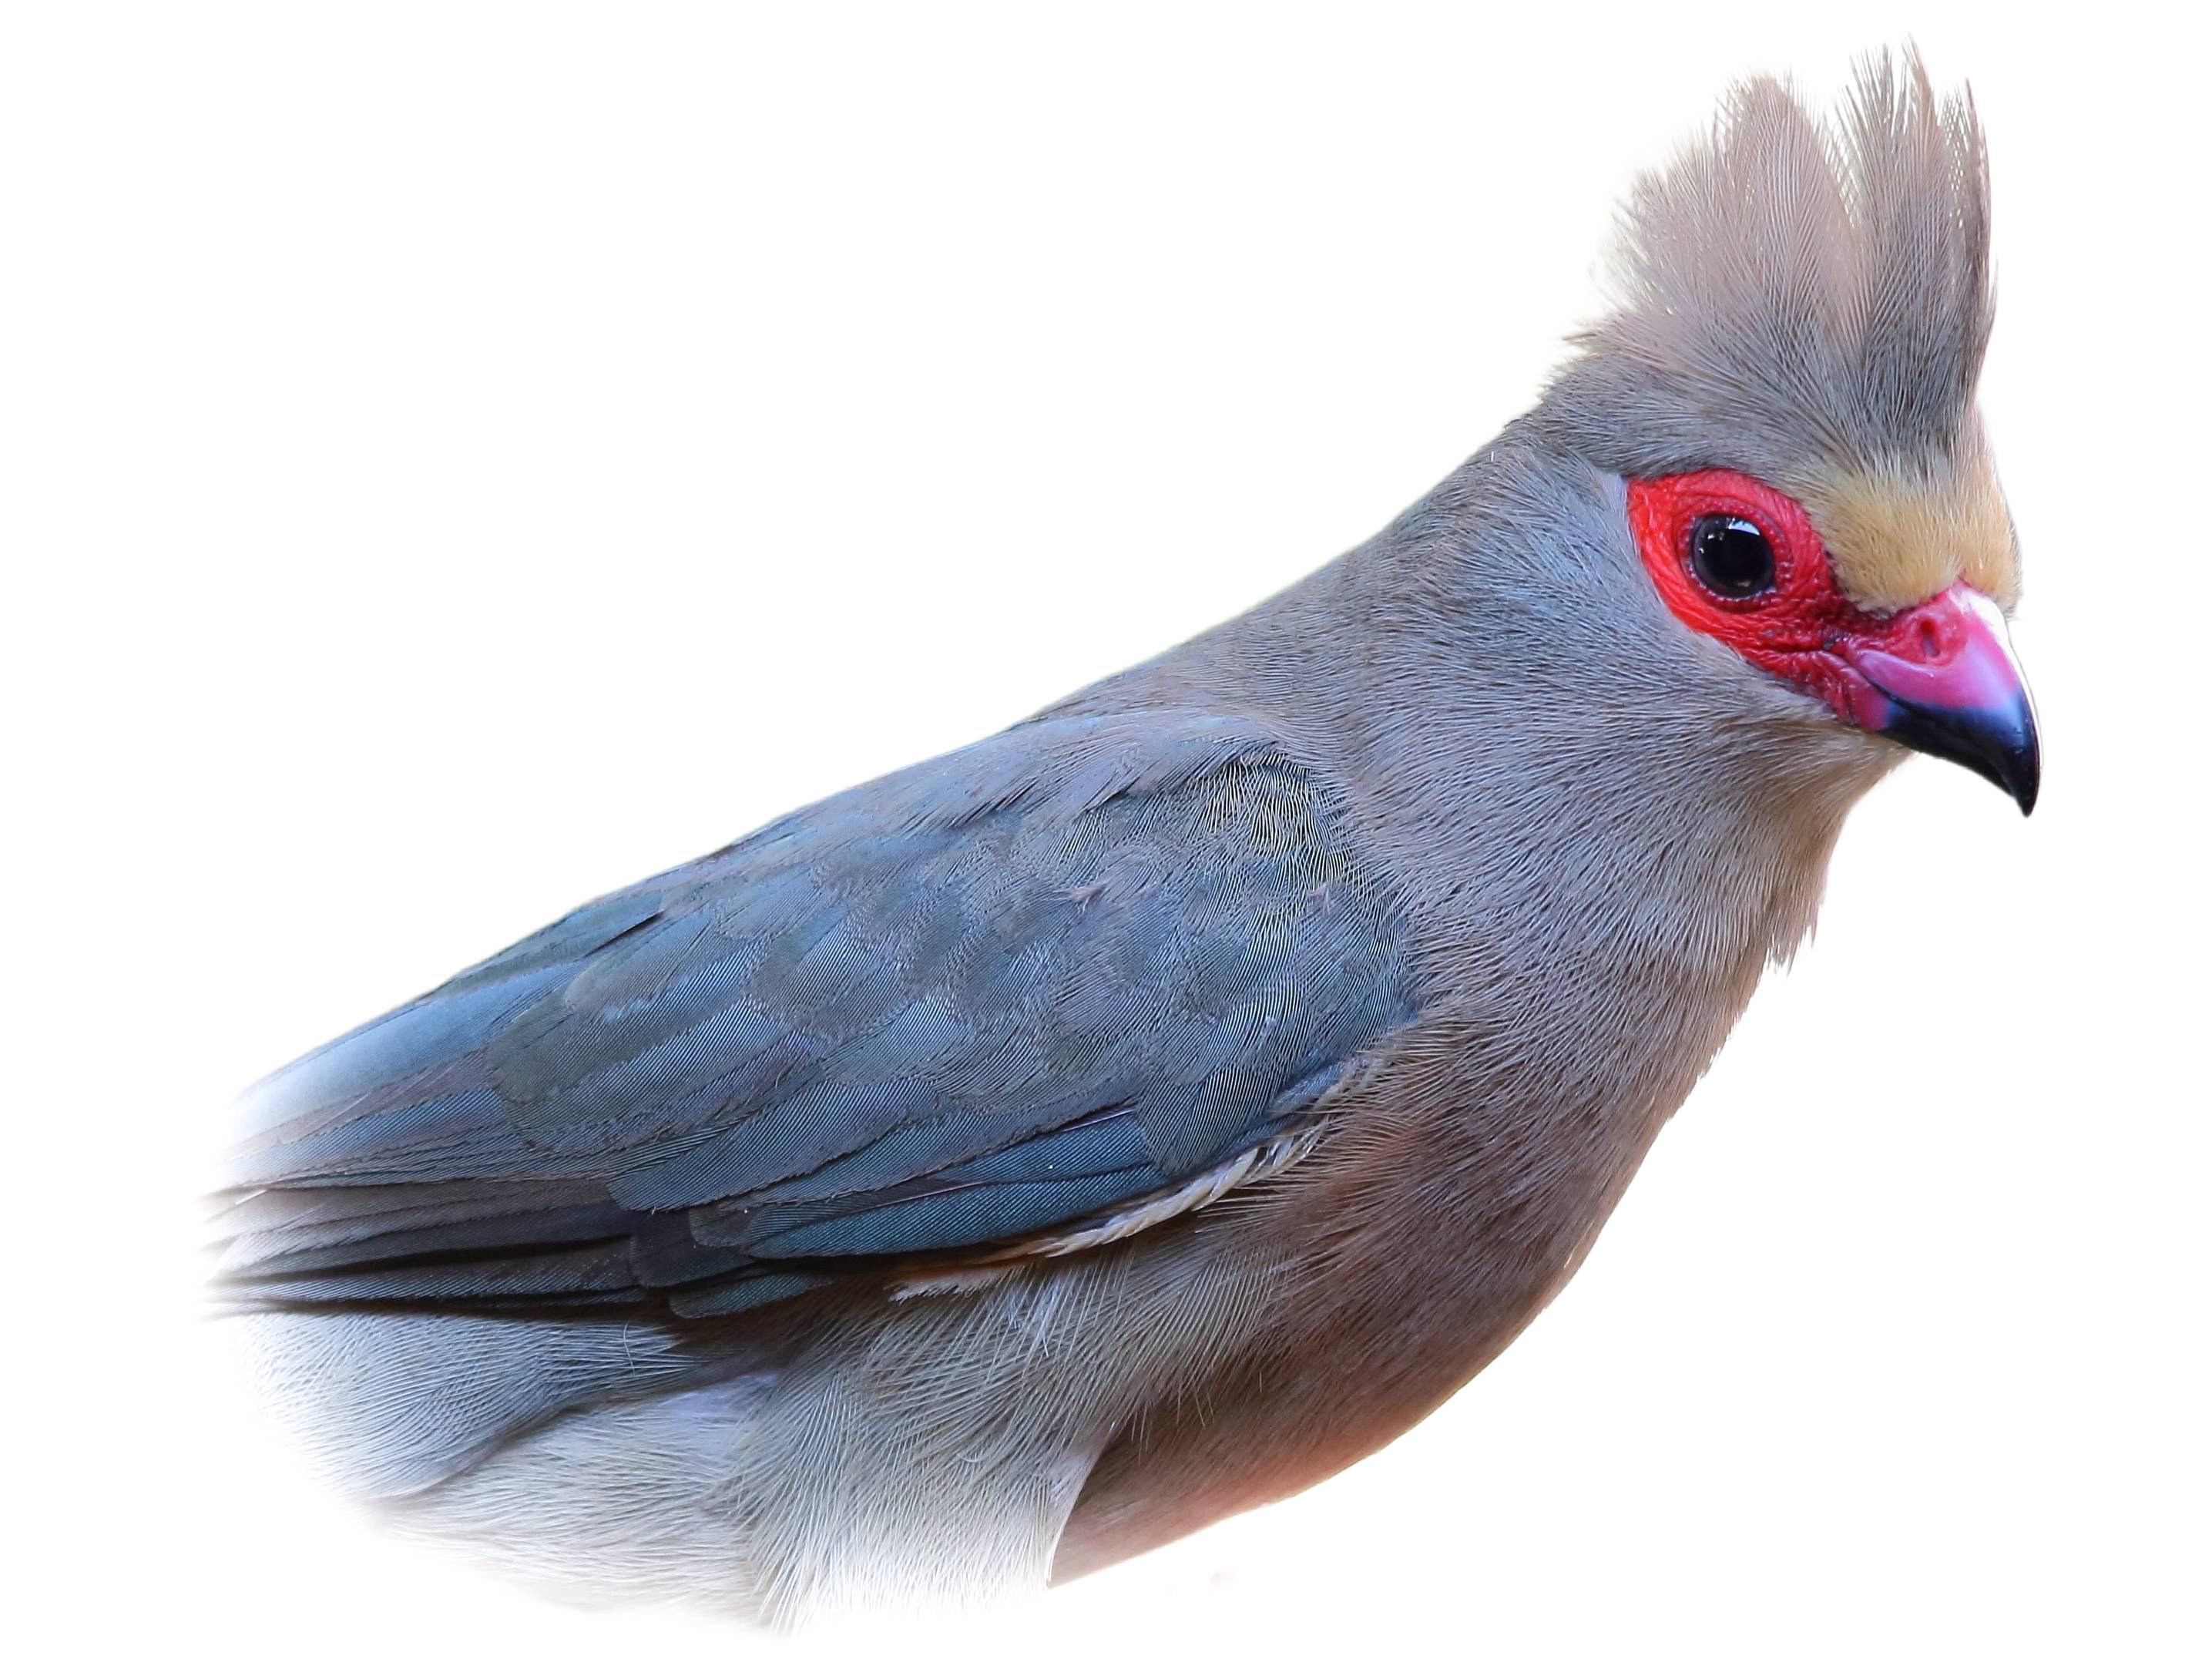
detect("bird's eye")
[1688,515,1777,598]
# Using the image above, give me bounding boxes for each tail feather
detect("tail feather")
[225,1308,746,1500]
[213,1185,629,1278]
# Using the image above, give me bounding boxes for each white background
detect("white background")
[6,4,2204,1654]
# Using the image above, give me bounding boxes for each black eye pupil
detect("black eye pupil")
[1689,515,1776,597]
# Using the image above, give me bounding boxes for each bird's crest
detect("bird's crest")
[1559,49,2016,610]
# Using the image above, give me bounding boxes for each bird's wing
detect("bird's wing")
[214,711,1417,1317]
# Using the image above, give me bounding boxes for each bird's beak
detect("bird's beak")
[1836,583,2040,815]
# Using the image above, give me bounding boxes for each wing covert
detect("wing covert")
[217,711,1416,1314]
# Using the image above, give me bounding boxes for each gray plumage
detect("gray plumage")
[215,49,2022,1624]
[1552,61,1992,475]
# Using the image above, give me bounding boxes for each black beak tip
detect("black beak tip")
[1883,693,2040,817]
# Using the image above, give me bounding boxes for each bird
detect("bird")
[211,50,2038,1627]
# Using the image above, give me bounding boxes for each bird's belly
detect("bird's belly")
[1055,1086,1669,1580]
[1051,1257,1574,1580]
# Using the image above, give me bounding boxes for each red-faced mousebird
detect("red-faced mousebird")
[213,51,2037,1625]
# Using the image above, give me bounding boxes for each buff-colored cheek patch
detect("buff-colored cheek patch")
[1801,448,2019,614]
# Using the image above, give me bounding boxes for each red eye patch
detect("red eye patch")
[1626,468,1923,718]
[1626,469,1861,653]
[1625,464,1905,719]
[1626,466,2039,803]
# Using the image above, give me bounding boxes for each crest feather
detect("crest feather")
[1586,47,1989,461]
[1544,49,2014,609]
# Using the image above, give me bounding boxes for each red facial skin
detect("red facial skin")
[1626,468,2021,732]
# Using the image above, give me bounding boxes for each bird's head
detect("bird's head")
[1532,49,2037,814]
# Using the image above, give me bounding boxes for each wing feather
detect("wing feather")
[216,711,1415,1316]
